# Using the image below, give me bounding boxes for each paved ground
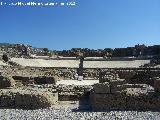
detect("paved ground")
[56,80,99,85]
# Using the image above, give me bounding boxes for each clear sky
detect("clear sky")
[0,0,160,50]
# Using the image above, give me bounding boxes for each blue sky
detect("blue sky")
[0,0,160,50]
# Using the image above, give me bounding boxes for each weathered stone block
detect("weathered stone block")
[124,87,154,97]
[99,71,120,83]
[34,76,56,84]
[126,95,156,110]
[0,76,15,88]
[111,84,154,94]
[154,78,160,93]
[93,82,110,93]
[0,89,56,109]
[110,79,126,86]
[110,79,126,93]
[90,91,126,110]
[12,76,34,85]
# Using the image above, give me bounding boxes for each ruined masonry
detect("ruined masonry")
[90,71,160,110]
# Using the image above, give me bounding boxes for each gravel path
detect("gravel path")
[1,102,160,120]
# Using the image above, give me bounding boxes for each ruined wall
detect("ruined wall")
[12,76,56,85]
[0,75,15,88]
[3,64,160,85]
[90,70,160,111]
[90,82,159,110]
[0,88,57,109]
[116,69,160,86]
[34,76,56,84]
[99,70,120,83]
[57,84,93,101]
[12,76,34,85]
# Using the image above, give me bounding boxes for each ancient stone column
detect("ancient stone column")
[78,56,84,76]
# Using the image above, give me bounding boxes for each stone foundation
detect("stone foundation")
[0,88,56,109]
[57,84,93,101]
[0,76,15,88]
[90,70,160,111]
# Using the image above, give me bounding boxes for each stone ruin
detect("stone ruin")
[0,75,58,109]
[0,88,55,109]
[2,64,160,110]
[90,70,160,111]
[2,61,160,111]
[1,43,160,111]
[0,75,15,88]
[12,76,56,85]
[57,84,92,101]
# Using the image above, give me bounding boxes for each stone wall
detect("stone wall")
[0,75,15,88]
[90,82,158,110]
[12,76,56,85]
[12,76,34,85]
[34,76,56,84]
[90,70,160,111]
[0,88,56,109]
[99,70,120,83]
[57,84,93,101]
[98,69,160,86]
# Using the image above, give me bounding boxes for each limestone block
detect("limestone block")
[126,95,156,110]
[93,82,110,94]
[154,78,160,93]
[110,79,126,86]
[90,92,126,110]
[0,76,15,88]
[0,89,56,109]
[124,87,154,97]
[99,71,120,83]
[34,76,56,84]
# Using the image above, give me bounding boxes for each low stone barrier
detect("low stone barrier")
[0,76,15,88]
[90,70,159,111]
[90,83,159,110]
[34,76,56,84]
[0,88,56,109]
[90,92,126,110]
[12,76,34,85]
[57,84,93,101]
[12,76,56,85]
[93,82,110,94]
